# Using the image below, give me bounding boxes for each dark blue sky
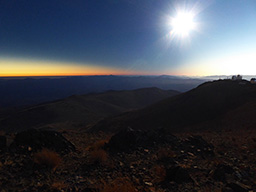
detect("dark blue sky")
[1,0,256,76]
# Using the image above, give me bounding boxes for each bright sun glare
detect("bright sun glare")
[171,11,196,37]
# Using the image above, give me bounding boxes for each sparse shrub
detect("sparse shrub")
[153,165,166,183]
[51,181,68,191]
[34,148,61,170]
[91,139,109,150]
[178,163,191,169]
[85,138,110,152]
[99,177,137,192]
[157,148,176,161]
[89,149,108,165]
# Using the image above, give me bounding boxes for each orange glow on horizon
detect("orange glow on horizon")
[0,58,150,77]
[0,73,134,77]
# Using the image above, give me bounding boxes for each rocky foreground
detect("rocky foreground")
[0,128,256,192]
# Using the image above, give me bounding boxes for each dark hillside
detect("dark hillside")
[0,76,204,108]
[92,80,256,133]
[0,87,179,132]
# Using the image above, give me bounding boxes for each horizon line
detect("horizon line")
[1,74,256,78]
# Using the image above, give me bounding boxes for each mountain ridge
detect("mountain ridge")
[91,79,256,133]
[0,75,205,108]
[0,87,179,132]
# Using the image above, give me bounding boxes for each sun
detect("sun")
[171,11,196,37]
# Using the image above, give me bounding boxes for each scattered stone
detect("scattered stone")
[1,128,255,191]
[187,152,195,157]
[222,187,234,192]
[145,181,153,186]
[183,135,214,157]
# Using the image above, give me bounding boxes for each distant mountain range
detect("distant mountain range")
[0,75,205,108]
[0,87,179,132]
[2,78,256,134]
[203,75,256,80]
[91,79,256,133]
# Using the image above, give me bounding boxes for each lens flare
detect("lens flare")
[171,11,196,37]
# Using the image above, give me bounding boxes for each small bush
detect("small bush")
[157,148,176,161]
[51,181,67,191]
[89,149,108,165]
[86,137,111,152]
[153,165,166,183]
[34,148,61,170]
[91,139,109,150]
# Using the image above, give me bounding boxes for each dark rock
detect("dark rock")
[0,135,6,150]
[165,166,192,184]
[146,127,180,146]
[106,127,147,152]
[107,127,179,152]
[213,164,234,182]
[227,182,251,192]
[10,129,75,154]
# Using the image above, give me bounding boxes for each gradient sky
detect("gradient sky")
[0,0,256,76]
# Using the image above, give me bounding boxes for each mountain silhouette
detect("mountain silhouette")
[91,79,256,133]
[0,87,179,132]
[0,76,204,108]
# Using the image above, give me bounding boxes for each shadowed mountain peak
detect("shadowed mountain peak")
[0,87,179,133]
[91,79,256,133]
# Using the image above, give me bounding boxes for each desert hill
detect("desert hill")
[1,81,256,191]
[92,79,256,133]
[0,87,179,132]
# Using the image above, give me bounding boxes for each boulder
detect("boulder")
[106,127,179,152]
[106,127,146,152]
[10,129,75,154]
[165,166,192,184]
[146,127,180,146]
